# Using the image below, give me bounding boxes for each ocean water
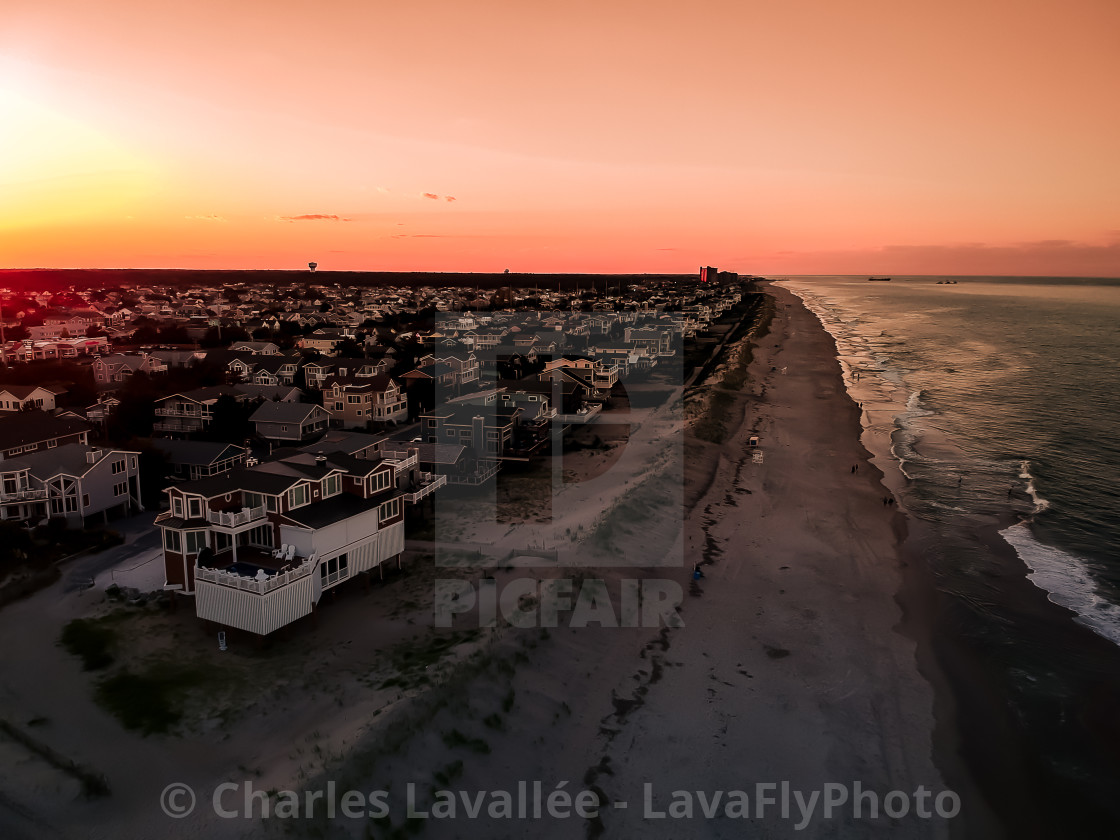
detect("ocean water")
[775,276,1120,644]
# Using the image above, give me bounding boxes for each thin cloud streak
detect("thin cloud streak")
[277,214,352,222]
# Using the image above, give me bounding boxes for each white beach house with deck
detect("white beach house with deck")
[157,444,444,636]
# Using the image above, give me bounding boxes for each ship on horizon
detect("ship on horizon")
[868,276,891,281]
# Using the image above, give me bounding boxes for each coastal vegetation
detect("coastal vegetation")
[689,292,774,444]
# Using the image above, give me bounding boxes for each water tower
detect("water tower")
[308,262,318,273]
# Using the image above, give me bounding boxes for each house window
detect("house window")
[172,497,184,517]
[323,474,341,497]
[184,530,208,555]
[370,470,390,493]
[130,457,137,469]
[114,482,127,497]
[246,523,272,547]
[187,498,203,519]
[319,553,349,588]
[164,529,182,553]
[378,497,401,523]
[347,395,361,404]
[244,492,263,510]
[47,439,58,448]
[287,483,308,509]
[111,459,125,474]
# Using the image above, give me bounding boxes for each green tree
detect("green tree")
[203,395,254,443]
[334,337,365,358]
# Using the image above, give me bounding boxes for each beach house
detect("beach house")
[156,445,443,635]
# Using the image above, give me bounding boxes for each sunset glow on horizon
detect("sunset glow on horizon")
[2,0,1118,276]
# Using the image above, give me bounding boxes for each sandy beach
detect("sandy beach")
[0,285,990,839]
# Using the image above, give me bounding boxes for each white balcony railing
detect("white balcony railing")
[207,505,267,528]
[195,556,314,594]
[403,473,447,503]
[380,448,419,471]
[447,461,500,485]
[0,488,47,503]
[155,407,212,417]
[154,419,206,432]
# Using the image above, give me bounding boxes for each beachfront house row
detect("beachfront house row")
[623,326,677,357]
[420,404,516,470]
[456,388,554,456]
[543,356,620,392]
[590,343,654,375]
[250,401,331,443]
[156,445,443,636]
[0,444,142,526]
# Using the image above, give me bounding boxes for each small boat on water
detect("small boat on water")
[868,276,891,281]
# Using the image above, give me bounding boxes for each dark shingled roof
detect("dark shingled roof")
[0,412,90,449]
[284,491,383,529]
[151,439,246,467]
[298,430,385,456]
[250,401,327,424]
[175,467,302,497]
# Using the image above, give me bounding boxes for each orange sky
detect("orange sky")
[2,0,1118,275]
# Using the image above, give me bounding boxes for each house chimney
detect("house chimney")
[85,448,102,464]
[315,451,326,466]
[472,415,485,451]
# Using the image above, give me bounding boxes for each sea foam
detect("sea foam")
[1000,522,1120,646]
